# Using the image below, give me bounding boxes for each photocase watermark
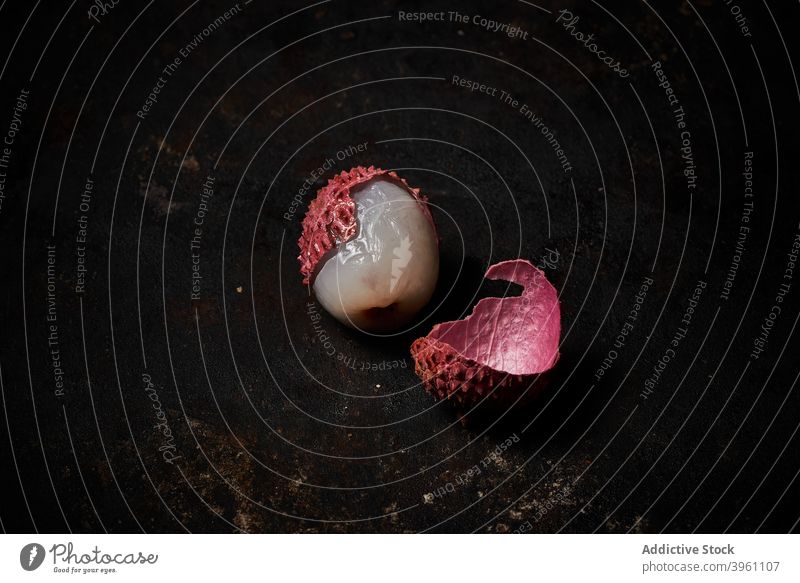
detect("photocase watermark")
[451,11,529,40]
[721,0,753,38]
[425,434,520,501]
[651,61,697,196]
[46,243,66,398]
[284,142,369,222]
[749,222,799,360]
[595,275,653,382]
[398,11,529,40]
[0,87,29,218]
[451,75,573,173]
[20,543,46,571]
[555,9,629,78]
[720,151,754,302]
[136,3,244,120]
[74,176,94,295]
[190,175,215,301]
[512,483,573,533]
[142,373,182,465]
[20,541,157,573]
[47,542,158,575]
[536,247,560,271]
[531,483,572,523]
[306,301,408,371]
[641,280,706,400]
[87,0,120,24]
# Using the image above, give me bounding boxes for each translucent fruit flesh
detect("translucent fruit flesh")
[312,178,439,332]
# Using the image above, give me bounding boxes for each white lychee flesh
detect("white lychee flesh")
[312,178,438,332]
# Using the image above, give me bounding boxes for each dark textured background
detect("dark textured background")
[0,0,799,533]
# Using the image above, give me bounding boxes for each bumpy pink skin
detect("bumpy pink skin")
[297,165,434,285]
[411,259,560,407]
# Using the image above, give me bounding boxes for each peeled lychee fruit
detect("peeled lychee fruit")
[298,166,439,332]
[410,259,560,407]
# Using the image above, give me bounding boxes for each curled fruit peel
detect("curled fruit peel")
[410,259,561,406]
[297,165,434,285]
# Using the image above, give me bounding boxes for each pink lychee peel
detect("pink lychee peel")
[410,259,561,407]
[297,165,435,285]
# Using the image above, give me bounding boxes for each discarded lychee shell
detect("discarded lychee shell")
[410,259,560,407]
[297,165,435,286]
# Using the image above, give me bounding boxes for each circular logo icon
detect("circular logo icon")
[20,543,46,571]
